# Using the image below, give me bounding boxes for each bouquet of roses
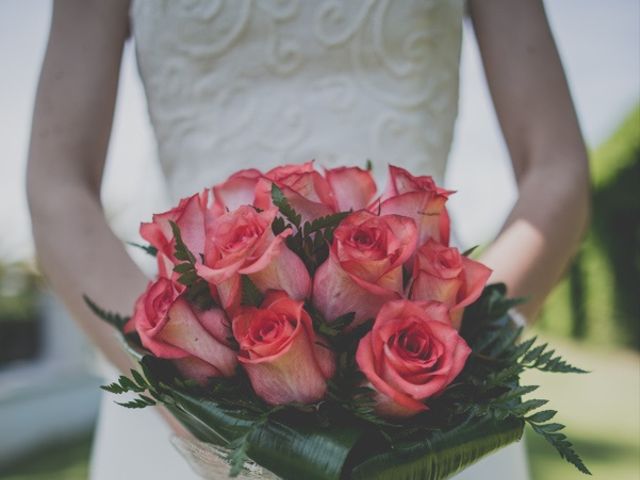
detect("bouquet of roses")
[87,162,590,479]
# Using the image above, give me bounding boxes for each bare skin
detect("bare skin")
[26,0,187,436]
[469,0,590,318]
[27,0,588,431]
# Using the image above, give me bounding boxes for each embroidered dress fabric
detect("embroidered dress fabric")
[90,1,529,478]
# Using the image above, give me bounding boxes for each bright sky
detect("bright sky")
[1,0,639,262]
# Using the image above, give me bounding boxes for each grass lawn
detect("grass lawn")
[1,335,638,480]
[523,332,640,480]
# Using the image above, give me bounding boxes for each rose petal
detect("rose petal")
[312,256,399,326]
[411,274,462,306]
[378,191,448,246]
[234,302,331,405]
[456,256,493,310]
[174,356,223,385]
[213,169,262,211]
[325,166,377,211]
[356,332,428,417]
[159,299,237,376]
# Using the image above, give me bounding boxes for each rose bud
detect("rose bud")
[356,300,471,418]
[127,278,237,381]
[196,206,311,313]
[140,190,210,278]
[374,165,453,247]
[232,292,335,405]
[312,210,417,327]
[410,240,492,329]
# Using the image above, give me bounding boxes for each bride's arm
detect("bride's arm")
[469,0,590,320]
[27,0,143,373]
[28,0,191,436]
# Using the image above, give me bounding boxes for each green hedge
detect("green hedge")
[539,106,640,349]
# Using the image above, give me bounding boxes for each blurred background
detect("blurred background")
[0,1,638,479]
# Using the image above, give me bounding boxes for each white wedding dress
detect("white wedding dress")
[90,1,529,478]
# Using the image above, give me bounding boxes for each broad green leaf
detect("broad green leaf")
[349,416,524,480]
[171,390,363,480]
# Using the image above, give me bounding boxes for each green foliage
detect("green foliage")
[228,430,252,476]
[126,241,158,257]
[270,184,301,228]
[307,304,355,341]
[450,284,590,475]
[462,245,479,257]
[270,184,350,274]
[100,369,158,409]
[540,106,640,349]
[0,263,39,324]
[82,295,130,331]
[365,159,373,171]
[169,221,216,310]
[240,275,265,307]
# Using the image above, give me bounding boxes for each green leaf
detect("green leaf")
[531,423,592,475]
[488,326,524,357]
[523,343,548,364]
[271,216,288,235]
[535,423,565,433]
[127,241,158,257]
[526,410,557,423]
[173,263,193,274]
[271,184,301,228]
[513,399,548,416]
[100,382,126,394]
[313,311,355,338]
[170,390,363,480]
[116,397,155,409]
[138,394,157,406]
[241,276,265,307]
[177,271,198,285]
[462,245,479,257]
[83,295,130,331]
[302,211,350,236]
[170,221,197,264]
[131,369,148,388]
[166,221,217,309]
[350,415,524,480]
[228,431,251,477]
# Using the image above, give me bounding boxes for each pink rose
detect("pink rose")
[213,168,263,212]
[232,292,335,405]
[196,205,311,313]
[259,162,378,218]
[312,210,417,327]
[410,240,492,329]
[356,300,471,418]
[324,165,377,212]
[140,190,210,278]
[256,162,336,220]
[128,278,237,381]
[374,165,452,247]
[211,162,377,222]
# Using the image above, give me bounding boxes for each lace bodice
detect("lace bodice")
[130,0,465,200]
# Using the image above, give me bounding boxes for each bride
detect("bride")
[27,1,589,479]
